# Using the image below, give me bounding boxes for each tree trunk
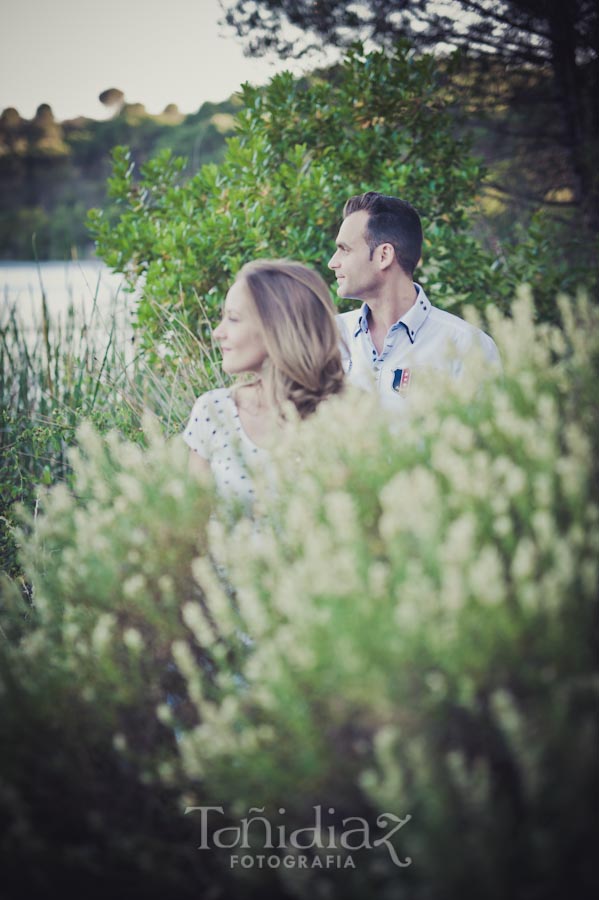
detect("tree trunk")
[547,1,598,228]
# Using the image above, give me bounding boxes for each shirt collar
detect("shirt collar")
[355,304,371,336]
[353,283,432,344]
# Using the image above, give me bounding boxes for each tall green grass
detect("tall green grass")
[0,275,222,578]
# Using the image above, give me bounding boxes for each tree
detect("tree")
[89,44,503,351]
[222,0,598,227]
[0,108,25,154]
[99,87,125,114]
[28,103,68,156]
[161,103,183,123]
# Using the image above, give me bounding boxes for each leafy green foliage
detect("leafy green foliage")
[222,0,599,228]
[89,43,502,349]
[491,210,599,322]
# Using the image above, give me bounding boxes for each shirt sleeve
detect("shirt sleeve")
[477,330,503,373]
[182,393,213,459]
[451,325,502,378]
[336,312,353,374]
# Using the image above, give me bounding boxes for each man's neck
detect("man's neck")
[364,277,417,350]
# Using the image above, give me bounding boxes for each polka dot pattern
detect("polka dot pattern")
[182,387,269,509]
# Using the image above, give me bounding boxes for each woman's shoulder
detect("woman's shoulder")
[184,386,235,452]
[190,386,232,413]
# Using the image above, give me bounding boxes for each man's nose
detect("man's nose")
[328,252,339,269]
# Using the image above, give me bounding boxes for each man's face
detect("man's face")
[328,210,381,301]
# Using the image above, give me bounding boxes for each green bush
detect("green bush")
[89,44,599,354]
[493,210,599,323]
[88,43,501,350]
[4,291,597,898]
[0,425,248,899]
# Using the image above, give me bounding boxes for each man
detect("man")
[329,192,500,408]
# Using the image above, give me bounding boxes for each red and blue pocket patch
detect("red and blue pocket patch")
[392,368,411,394]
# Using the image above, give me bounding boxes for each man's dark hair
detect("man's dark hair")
[343,192,423,276]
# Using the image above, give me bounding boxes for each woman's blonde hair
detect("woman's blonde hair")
[236,259,345,418]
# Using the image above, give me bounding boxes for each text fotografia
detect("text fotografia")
[184,805,412,869]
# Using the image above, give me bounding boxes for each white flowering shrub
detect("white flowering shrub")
[171,292,597,899]
[1,292,596,899]
[13,419,218,753]
[0,420,245,897]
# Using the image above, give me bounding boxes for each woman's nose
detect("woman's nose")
[213,321,225,341]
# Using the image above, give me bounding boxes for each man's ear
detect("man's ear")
[378,242,396,270]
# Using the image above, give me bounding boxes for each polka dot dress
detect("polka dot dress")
[183,387,269,509]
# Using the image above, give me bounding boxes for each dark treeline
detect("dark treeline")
[0,93,241,260]
[0,52,595,263]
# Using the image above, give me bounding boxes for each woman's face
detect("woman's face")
[213,278,268,375]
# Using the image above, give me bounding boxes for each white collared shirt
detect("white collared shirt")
[336,284,501,412]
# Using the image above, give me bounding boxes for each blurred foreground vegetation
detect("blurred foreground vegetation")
[1,40,597,899]
[1,292,597,898]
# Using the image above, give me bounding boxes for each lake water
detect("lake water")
[0,260,132,327]
[0,259,137,359]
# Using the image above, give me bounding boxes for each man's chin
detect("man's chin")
[337,285,362,303]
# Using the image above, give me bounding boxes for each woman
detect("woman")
[183,259,345,509]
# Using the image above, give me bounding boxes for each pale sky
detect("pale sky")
[0,0,309,120]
